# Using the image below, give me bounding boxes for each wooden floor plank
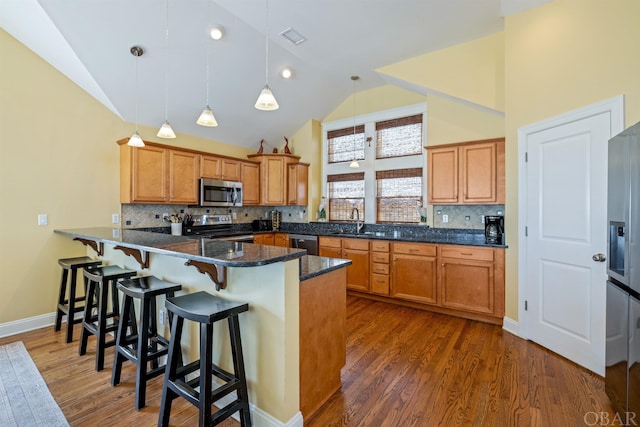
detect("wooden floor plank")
[0,295,615,426]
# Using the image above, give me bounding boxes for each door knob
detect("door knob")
[592,253,606,262]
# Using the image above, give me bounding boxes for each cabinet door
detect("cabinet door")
[274,233,290,247]
[287,163,309,206]
[221,159,241,181]
[262,157,286,205]
[169,150,199,204]
[254,233,275,246]
[439,258,495,315]
[132,145,168,202]
[460,142,496,203]
[200,155,221,179]
[343,248,370,292]
[392,253,437,305]
[241,162,260,205]
[428,146,458,204]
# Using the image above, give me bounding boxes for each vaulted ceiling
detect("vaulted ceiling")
[1,0,546,149]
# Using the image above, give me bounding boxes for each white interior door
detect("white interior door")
[519,97,623,375]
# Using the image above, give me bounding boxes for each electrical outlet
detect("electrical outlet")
[159,310,165,325]
[232,212,237,219]
[442,214,449,223]
[112,213,120,224]
[37,214,48,226]
[163,212,169,220]
[481,215,485,224]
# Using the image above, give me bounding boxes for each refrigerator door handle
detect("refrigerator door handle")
[593,253,607,262]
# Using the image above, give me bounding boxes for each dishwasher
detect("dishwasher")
[289,234,318,255]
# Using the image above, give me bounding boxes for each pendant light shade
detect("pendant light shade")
[197,106,218,127]
[127,45,145,147]
[157,0,176,138]
[255,0,279,111]
[349,75,360,168]
[128,131,145,147]
[255,85,279,111]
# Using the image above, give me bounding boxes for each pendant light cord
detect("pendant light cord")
[205,0,210,106]
[135,54,139,132]
[164,0,170,120]
[265,0,269,85]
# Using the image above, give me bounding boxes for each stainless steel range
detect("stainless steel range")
[182,214,253,242]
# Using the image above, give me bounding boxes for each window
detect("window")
[327,173,365,221]
[327,125,365,164]
[376,114,423,159]
[323,103,426,224]
[376,168,423,223]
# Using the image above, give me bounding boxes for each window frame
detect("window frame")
[322,103,427,224]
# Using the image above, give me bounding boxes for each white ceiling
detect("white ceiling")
[0,0,547,150]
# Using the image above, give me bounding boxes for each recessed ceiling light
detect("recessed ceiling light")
[281,67,293,79]
[279,27,305,45]
[210,25,224,40]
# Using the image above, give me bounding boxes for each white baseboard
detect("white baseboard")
[502,316,520,337]
[0,312,56,338]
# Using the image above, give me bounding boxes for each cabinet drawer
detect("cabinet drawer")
[393,242,437,257]
[440,245,494,262]
[371,253,390,264]
[371,241,390,252]
[371,263,390,275]
[343,238,370,250]
[371,274,389,295]
[319,236,341,249]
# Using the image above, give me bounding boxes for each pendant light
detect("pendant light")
[349,75,360,168]
[127,45,145,147]
[255,0,279,111]
[197,0,219,127]
[157,0,176,138]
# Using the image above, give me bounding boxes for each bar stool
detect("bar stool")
[54,257,102,343]
[111,276,182,410]
[159,291,251,427]
[79,265,137,371]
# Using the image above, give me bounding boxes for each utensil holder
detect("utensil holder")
[171,223,182,236]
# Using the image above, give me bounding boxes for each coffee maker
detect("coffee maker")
[484,216,504,244]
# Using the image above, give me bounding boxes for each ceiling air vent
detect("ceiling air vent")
[279,27,306,45]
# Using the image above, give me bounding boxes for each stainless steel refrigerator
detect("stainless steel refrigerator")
[606,121,640,417]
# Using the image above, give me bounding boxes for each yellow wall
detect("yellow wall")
[0,29,251,325]
[503,0,640,319]
[287,119,323,218]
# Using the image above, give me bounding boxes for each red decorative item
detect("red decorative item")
[283,137,291,154]
[257,139,264,154]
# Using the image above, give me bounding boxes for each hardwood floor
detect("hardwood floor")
[1,296,615,426]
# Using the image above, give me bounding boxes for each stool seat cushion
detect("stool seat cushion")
[117,277,182,298]
[166,291,248,324]
[58,256,101,269]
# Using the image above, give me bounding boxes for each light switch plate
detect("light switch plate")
[37,214,48,226]
[112,213,120,224]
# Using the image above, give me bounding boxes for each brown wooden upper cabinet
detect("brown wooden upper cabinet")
[200,155,241,181]
[119,141,199,204]
[247,153,308,206]
[241,161,260,205]
[287,163,309,206]
[426,138,505,205]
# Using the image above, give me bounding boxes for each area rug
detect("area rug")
[0,341,69,426]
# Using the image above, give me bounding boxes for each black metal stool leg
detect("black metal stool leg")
[79,278,97,356]
[229,315,252,427]
[54,268,69,332]
[135,295,151,410]
[159,314,184,427]
[111,294,133,386]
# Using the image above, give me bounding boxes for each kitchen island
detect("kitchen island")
[54,227,350,427]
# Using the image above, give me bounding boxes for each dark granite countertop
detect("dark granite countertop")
[299,255,351,281]
[54,227,306,268]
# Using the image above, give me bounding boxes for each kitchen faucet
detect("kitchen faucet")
[351,207,364,234]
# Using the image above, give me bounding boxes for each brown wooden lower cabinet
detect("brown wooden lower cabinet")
[319,236,505,324]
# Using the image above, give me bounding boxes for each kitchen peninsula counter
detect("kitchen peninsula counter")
[54,227,348,426]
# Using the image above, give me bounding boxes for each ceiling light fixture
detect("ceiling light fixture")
[281,67,293,79]
[255,0,279,111]
[157,0,176,138]
[349,75,360,169]
[127,45,145,147]
[209,25,224,40]
[197,1,219,127]
[279,27,306,45]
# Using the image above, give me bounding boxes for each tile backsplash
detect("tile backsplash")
[431,205,504,230]
[121,204,309,228]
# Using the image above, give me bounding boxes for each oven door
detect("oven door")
[199,179,242,207]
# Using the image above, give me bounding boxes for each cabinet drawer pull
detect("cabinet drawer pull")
[460,252,472,256]
[409,249,419,253]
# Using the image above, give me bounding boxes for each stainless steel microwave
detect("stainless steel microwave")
[199,179,242,207]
